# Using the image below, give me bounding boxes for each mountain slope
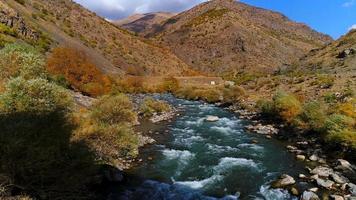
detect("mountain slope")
[2,0,191,76]
[115,12,176,34]
[300,29,356,75]
[146,0,332,75]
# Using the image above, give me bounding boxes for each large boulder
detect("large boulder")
[271,174,296,188]
[301,191,320,200]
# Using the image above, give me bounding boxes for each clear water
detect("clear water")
[119,95,306,200]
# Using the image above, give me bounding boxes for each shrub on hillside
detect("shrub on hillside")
[75,94,139,161]
[140,97,171,117]
[223,85,246,103]
[312,74,335,89]
[46,47,112,96]
[0,77,71,114]
[326,129,356,149]
[156,76,180,93]
[116,76,145,93]
[0,43,46,81]
[324,114,355,132]
[256,99,275,117]
[0,77,97,199]
[297,101,328,132]
[273,91,302,123]
[91,94,137,125]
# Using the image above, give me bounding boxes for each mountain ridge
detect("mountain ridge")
[140,0,332,75]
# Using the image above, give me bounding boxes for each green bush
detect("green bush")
[324,114,355,132]
[76,94,139,160]
[91,94,137,125]
[140,97,171,117]
[298,101,328,132]
[0,77,72,114]
[256,99,275,117]
[223,86,246,103]
[326,129,356,149]
[312,74,335,89]
[0,43,46,81]
[273,91,302,123]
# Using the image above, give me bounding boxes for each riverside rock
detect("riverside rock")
[316,178,334,189]
[331,172,349,184]
[297,155,306,161]
[330,195,344,200]
[336,159,355,172]
[271,174,296,188]
[301,191,320,200]
[311,166,334,177]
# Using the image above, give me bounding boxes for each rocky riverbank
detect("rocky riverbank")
[225,104,356,200]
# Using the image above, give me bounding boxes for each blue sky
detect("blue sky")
[74,0,356,39]
[240,0,356,39]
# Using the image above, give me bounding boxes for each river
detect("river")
[116,94,308,200]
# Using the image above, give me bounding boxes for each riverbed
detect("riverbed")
[116,94,309,200]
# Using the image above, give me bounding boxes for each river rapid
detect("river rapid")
[116,94,308,200]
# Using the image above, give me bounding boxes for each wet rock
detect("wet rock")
[206,116,219,122]
[309,188,319,193]
[311,166,334,177]
[297,155,306,161]
[301,191,320,200]
[330,195,344,200]
[347,183,356,196]
[271,174,296,188]
[245,124,278,135]
[290,187,299,196]
[331,172,349,184]
[336,159,355,172]
[287,145,298,151]
[310,155,319,162]
[299,174,307,179]
[316,178,334,189]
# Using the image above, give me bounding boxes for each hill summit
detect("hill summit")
[142,0,332,75]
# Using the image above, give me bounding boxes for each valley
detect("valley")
[0,0,355,200]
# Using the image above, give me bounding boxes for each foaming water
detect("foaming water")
[119,94,306,200]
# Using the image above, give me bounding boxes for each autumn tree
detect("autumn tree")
[46,47,112,96]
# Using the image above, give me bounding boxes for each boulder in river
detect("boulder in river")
[347,183,356,196]
[301,191,320,200]
[206,116,219,122]
[271,174,296,188]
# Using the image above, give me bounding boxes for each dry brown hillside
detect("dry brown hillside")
[115,12,176,35]
[300,30,356,75]
[2,0,191,76]
[145,0,332,75]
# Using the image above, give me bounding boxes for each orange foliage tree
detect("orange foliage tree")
[46,47,112,96]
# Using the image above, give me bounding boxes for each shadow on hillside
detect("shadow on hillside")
[0,111,101,199]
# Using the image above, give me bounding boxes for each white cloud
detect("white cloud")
[342,0,355,7]
[349,24,356,31]
[74,0,206,20]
